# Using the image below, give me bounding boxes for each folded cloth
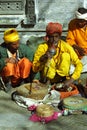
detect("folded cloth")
[75,11,87,20]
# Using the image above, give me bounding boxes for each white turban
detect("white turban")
[75,11,87,20]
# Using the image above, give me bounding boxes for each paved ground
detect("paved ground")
[0,73,87,130]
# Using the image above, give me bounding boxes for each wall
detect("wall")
[0,0,86,44]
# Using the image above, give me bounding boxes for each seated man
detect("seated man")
[0,28,33,92]
[66,7,87,72]
[32,22,83,90]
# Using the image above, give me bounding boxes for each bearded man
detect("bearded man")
[0,28,33,91]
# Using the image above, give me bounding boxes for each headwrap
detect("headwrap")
[75,11,87,20]
[3,28,20,43]
[46,22,62,36]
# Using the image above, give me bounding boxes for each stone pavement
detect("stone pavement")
[0,88,87,130]
[0,73,87,130]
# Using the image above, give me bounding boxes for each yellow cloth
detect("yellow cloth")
[66,19,87,54]
[3,28,19,43]
[33,40,83,80]
[43,58,56,79]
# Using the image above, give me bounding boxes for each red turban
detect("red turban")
[46,22,62,36]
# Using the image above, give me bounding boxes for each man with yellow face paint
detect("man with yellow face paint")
[32,22,83,90]
[0,28,33,92]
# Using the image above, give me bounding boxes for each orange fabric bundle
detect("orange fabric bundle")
[60,84,79,99]
[52,84,79,99]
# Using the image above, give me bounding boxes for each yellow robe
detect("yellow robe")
[33,40,83,80]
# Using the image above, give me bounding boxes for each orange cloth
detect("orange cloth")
[52,84,79,99]
[1,57,32,85]
[46,22,62,36]
[60,84,79,99]
[66,19,87,54]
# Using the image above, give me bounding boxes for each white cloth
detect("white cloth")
[75,11,87,20]
[13,90,60,108]
[7,49,20,60]
[81,55,87,73]
[70,55,87,74]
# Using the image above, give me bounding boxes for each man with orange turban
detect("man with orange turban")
[32,22,83,91]
[0,28,33,92]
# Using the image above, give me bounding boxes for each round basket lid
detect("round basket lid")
[63,96,87,111]
[36,104,54,117]
[16,82,48,100]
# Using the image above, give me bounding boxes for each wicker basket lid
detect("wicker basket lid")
[63,96,87,111]
[36,104,54,117]
[16,83,48,100]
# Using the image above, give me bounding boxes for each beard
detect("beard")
[8,48,18,54]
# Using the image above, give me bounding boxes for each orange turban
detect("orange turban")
[46,22,62,36]
[3,28,20,43]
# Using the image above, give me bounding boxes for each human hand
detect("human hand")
[62,78,74,90]
[73,44,85,56]
[39,53,48,62]
[5,57,18,64]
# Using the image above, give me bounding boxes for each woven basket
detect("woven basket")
[16,82,48,100]
[36,104,54,117]
[63,96,87,111]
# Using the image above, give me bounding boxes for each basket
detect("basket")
[63,96,87,111]
[36,104,54,117]
[16,82,48,100]
[52,84,79,99]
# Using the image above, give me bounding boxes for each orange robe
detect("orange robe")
[66,18,87,54]
[1,57,32,86]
